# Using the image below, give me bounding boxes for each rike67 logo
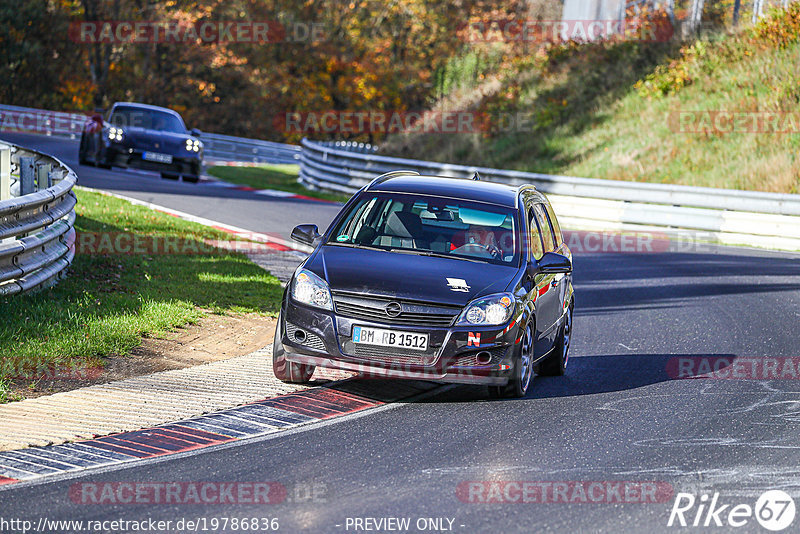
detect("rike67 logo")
[668,490,796,531]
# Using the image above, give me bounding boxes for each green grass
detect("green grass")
[383,8,800,193]
[207,164,351,203]
[0,188,284,401]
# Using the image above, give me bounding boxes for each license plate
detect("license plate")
[143,151,173,164]
[353,326,428,351]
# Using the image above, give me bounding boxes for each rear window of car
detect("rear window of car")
[328,193,520,266]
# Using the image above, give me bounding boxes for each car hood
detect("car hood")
[306,245,519,306]
[124,127,189,152]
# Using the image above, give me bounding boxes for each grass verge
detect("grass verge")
[0,188,283,402]
[207,164,351,203]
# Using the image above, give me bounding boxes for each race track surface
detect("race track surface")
[1,133,799,533]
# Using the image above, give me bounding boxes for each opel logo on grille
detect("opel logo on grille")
[385,302,402,318]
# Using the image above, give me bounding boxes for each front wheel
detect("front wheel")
[540,303,572,376]
[78,135,91,166]
[489,321,534,399]
[96,151,112,169]
[272,311,315,384]
[161,172,179,180]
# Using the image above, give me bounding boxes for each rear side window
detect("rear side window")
[527,208,545,260]
[543,202,563,247]
[533,204,555,253]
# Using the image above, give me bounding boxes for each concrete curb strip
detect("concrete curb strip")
[0,347,351,452]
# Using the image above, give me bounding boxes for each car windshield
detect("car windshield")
[108,107,186,133]
[328,193,519,265]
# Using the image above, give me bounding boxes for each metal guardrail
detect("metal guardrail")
[0,104,86,139]
[196,132,301,166]
[0,140,77,296]
[299,138,800,251]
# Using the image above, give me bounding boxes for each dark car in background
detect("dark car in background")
[79,102,203,183]
[273,171,574,398]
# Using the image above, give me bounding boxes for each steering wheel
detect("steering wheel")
[485,244,502,259]
[452,243,501,260]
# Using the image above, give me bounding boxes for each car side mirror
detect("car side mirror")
[291,224,321,246]
[190,128,201,137]
[529,252,572,276]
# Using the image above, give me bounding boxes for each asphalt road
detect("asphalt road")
[1,133,800,533]
[0,132,342,239]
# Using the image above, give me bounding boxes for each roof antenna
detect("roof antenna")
[472,172,481,181]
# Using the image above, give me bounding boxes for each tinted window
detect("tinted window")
[533,204,555,252]
[109,107,186,133]
[329,193,519,265]
[527,208,545,260]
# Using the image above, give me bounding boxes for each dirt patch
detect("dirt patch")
[12,313,276,400]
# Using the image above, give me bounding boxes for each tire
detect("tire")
[539,303,572,377]
[272,311,315,384]
[96,150,111,169]
[183,174,199,183]
[489,321,535,399]
[78,135,91,166]
[161,172,179,180]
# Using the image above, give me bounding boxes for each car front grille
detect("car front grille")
[339,335,440,367]
[332,291,461,328]
[351,345,437,366]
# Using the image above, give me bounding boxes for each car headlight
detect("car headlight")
[185,138,201,153]
[458,293,515,326]
[291,269,333,311]
[107,127,124,142]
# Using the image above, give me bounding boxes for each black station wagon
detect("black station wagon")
[273,171,574,398]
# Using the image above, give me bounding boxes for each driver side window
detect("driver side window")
[528,208,545,261]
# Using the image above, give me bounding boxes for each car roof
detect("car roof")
[111,102,183,118]
[368,173,537,208]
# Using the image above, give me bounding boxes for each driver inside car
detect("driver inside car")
[450,226,503,259]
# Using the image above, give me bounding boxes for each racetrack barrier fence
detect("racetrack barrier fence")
[0,140,77,296]
[298,138,800,252]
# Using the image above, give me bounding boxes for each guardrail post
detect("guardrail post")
[19,157,35,196]
[48,168,60,187]
[36,162,52,191]
[0,144,10,201]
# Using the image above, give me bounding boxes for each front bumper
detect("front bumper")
[106,144,202,175]
[281,299,522,386]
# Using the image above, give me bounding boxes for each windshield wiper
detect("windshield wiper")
[388,248,484,264]
[327,242,385,252]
